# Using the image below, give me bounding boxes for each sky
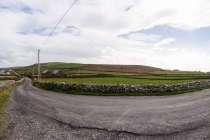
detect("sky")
[0,0,210,71]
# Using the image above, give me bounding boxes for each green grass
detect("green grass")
[47,62,85,69]
[41,77,197,85]
[66,70,139,75]
[0,76,16,78]
[0,85,17,128]
[0,76,16,79]
[137,75,210,80]
[0,76,19,81]
[151,70,206,75]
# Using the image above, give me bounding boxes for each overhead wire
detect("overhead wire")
[39,0,78,50]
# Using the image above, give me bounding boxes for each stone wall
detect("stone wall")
[0,78,25,90]
[16,78,25,85]
[34,80,210,93]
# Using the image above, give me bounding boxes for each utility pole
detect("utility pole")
[38,49,40,81]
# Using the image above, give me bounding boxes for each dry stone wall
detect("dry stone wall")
[16,78,25,85]
[34,80,210,93]
[0,78,25,90]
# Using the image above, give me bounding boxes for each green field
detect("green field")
[67,70,138,75]
[13,62,210,85]
[136,75,210,80]
[46,62,85,69]
[0,76,19,81]
[0,76,16,78]
[150,70,205,75]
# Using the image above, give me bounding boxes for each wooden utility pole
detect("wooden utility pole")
[38,49,40,81]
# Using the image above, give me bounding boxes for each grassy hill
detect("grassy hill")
[81,64,159,73]
[11,62,161,75]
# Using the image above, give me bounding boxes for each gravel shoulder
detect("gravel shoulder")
[1,78,210,139]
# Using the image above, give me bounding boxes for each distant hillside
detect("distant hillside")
[8,62,72,70]
[81,64,160,73]
[3,63,51,70]
[5,62,160,74]
[21,62,53,69]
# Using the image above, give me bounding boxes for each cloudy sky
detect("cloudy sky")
[0,0,210,71]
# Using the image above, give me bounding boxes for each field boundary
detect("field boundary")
[33,80,210,96]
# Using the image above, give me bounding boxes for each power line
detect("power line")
[37,0,78,81]
[40,0,78,50]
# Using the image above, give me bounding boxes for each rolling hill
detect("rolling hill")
[9,62,160,74]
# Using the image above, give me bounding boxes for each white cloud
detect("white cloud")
[0,0,210,71]
[155,38,176,46]
[126,33,162,42]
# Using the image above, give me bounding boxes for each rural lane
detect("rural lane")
[10,78,210,139]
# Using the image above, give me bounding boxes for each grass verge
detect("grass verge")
[33,83,210,96]
[0,84,18,137]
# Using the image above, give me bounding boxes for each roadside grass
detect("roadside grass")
[0,85,17,129]
[0,78,25,137]
[41,77,199,85]
[33,83,210,96]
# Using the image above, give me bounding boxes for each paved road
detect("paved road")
[11,78,210,139]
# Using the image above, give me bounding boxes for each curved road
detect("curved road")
[11,78,210,138]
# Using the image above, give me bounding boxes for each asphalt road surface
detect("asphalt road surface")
[10,78,210,139]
